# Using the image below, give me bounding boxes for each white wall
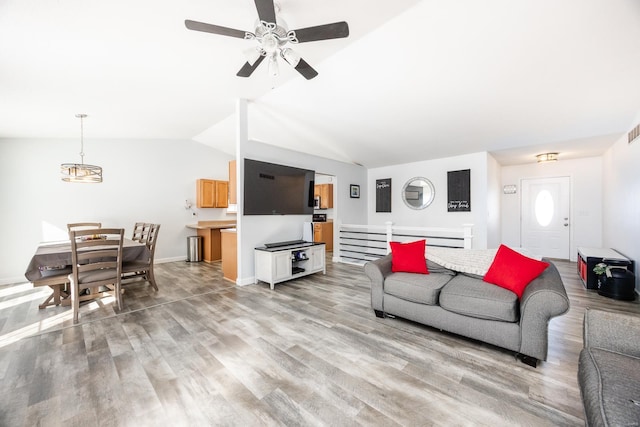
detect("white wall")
[367,152,492,249]
[0,138,234,284]
[501,157,603,261]
[602,133,640,291]
[236,140,368,285]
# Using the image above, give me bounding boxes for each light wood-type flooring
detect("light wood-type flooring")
[1,256,640,426]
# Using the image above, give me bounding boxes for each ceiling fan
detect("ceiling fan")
[185,0,349,80]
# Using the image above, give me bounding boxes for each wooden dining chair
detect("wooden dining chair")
[131,222,149,242]
[69,227,124,324]
[67,222,102,233]
[122,223,160,291]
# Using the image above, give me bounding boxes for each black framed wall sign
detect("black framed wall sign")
[350,184,360,198]
[447,169,471,212]
[376,178,392,212]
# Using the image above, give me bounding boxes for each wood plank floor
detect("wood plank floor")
[1,256,640,426]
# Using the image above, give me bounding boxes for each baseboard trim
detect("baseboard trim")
[236,277,256,286]
[155,256,187,264]
[0,276,28,286]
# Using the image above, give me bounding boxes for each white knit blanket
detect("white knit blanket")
[426,247,497,276]
[426,246,542,276]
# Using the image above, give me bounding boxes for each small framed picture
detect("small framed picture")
[350,184,360,198]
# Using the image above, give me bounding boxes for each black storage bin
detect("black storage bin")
[598,268,636,301]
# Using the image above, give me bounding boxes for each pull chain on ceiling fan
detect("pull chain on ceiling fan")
[185,0,349,80]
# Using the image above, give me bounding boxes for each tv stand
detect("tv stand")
[254,242,326,289]
[264,239,306,248]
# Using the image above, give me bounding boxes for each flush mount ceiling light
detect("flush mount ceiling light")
[61,114,103,183]
[536,153,559,163]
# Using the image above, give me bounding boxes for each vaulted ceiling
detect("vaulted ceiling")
[1,0,639,167]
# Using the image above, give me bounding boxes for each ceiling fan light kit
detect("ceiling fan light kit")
[281,48,300,67]
[185,0,349,80]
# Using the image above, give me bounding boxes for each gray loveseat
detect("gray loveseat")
[364,254,570,366]
[578,308,640,425]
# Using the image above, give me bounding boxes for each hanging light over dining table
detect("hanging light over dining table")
[60,113,103,183]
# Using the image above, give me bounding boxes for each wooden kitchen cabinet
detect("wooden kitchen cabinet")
[186,221,236,262]
[313,222,333,251]
[314,184,334,209]
[197,179,228,208]
[221,229,237,282]
[228,160,237,205]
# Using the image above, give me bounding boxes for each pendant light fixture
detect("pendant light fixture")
[61,114,103,183]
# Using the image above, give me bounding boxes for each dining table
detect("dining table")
[25,238,150,309]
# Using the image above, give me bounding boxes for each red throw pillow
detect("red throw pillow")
[389,240,429,274]
[483,244,549,298]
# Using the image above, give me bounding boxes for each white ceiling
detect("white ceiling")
[1,0,640,168]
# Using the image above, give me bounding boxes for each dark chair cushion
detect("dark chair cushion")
[77,269,118,284]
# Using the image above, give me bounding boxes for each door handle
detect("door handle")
[564,223,569,227]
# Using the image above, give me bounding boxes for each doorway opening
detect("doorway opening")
[313,173,337,255]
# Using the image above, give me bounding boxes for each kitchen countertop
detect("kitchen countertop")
[186,221,236,230]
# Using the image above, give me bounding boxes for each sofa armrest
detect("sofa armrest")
[583,308,640,357]
[518,260,570,360]
[364,254,393,312]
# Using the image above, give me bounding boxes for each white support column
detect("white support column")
[385,221,394,254]
[236,98,248,285]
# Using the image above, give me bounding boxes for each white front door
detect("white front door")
[521,177,571,259]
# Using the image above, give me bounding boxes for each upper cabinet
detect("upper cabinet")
[197,179,229,208]
[314,184,334,209]
[228,160,237,205]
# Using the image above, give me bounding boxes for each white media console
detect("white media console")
[254,241,326,289]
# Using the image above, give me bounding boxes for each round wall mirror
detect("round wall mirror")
[401,177,435,210]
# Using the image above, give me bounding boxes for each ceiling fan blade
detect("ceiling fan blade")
[185,20,248,39]
[237,55,266,77]
[254,0,276,24]
[293,58,318,80]
[290,21,349,43]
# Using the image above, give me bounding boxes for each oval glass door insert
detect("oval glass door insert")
[535,190,554,226]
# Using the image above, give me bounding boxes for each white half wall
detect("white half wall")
[501,156,603,261]
[0,138,234,284]
[602,133,640,291]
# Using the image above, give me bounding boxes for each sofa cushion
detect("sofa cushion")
[483,244,549,298]
[390,240,428,274]
[384,272,453,305]
[579,347,640,425]
[426,259,456,276]
[439,274,519,322]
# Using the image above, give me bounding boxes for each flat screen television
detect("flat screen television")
[244,158,315,215]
